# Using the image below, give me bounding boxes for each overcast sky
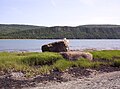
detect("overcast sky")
[0,0,120,26]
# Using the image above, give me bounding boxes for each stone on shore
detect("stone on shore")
[60,51,93,61]
[41,40,69,52]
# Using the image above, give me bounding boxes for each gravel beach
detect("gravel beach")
[26,71,120,89]
[0,67,120,89]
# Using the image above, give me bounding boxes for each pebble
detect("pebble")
[26,71,120,89]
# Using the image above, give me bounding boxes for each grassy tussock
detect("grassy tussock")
[53,58,101,71]
[91,50,120,67]
[53,59,73,71]
[91,50,120,61]
[73,58,101,68]
[0,50,120,77]
[112,59,120,67]
[21,52,63,66]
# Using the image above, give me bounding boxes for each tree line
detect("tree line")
[0,24,120,39]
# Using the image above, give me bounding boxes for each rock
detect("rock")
[41,40,69,52]
[60,51,93,61]
[10,72,25,80]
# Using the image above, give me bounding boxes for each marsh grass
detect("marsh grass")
[73,58,102,68]
[38,65,52,74]
[53,58,102,72]
[0,52,64,76]
[91,50,120,67]
[21,52,63,66]
[91,50,120,61]
[0,50,120,77]
[112,59,120,67]
[53,59,73,71]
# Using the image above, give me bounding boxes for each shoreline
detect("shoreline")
[29,71,120,89]
[0,66,120,89]
[0,50,120,88]
[0,49,120,53]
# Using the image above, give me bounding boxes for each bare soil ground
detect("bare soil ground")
[0,66,120,89]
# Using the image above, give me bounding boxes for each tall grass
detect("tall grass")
[91,50,120,61]
[0,50,120,77]
[53,59,73,71]
[112,59,120,67]
[73,58,101,68]
[91,50,120,67]
[53,58,101,72]
[0,52,64,76]
[21,52,63,66]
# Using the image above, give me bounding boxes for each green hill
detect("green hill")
[0,24,120,39]
[0,24,45,34]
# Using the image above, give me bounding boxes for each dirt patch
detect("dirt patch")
[0,66,120,89]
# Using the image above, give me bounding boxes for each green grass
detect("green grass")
[112,59,120,67]
[0,52,63,76]
[0,50,120,77]
[91,50,120,67]
[21,52,63,66]
[53,59,73,71]
[91,50,120,61]
[73,58,101,68]
[52,58,102,72]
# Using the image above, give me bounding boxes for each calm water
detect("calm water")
[0,39,120,52]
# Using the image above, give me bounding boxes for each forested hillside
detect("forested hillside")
[0,24,120,39]
[0,24,45,34]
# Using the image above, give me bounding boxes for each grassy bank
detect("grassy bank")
[91,50,120,67]
[0,50,120,77]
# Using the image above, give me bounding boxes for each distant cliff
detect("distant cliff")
[0,24,120,39]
